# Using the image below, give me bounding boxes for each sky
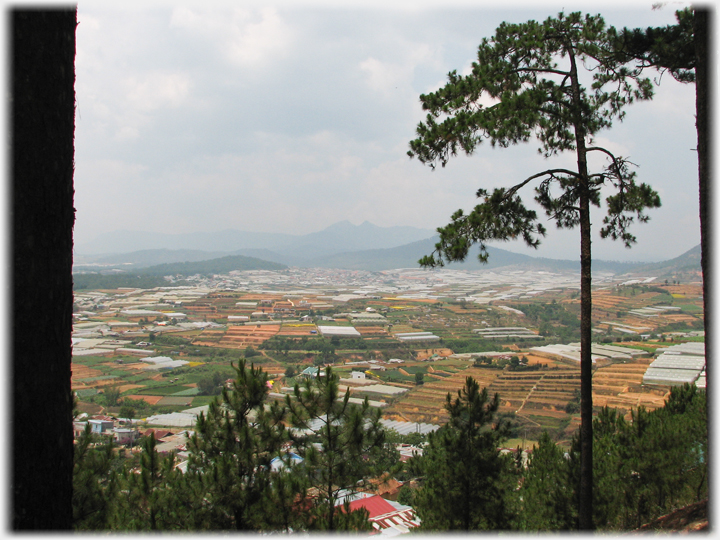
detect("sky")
[71,0,706,262]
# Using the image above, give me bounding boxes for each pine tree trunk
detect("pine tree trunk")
[569,45,594,532]
[11,8,76,530]
[693,7,711,399]
[578,185,594,531]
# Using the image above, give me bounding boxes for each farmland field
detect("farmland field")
[72,270,704,439]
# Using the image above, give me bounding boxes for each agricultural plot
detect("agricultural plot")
[385,366,501,424]
[355,326,388,336]
[414,348,454,360]
[489,372,548,413]
[157,396,195,407]
[205,325,280,349]
[125,394,164,406]
[516,370,580,415]
[592,362,668,412]
[277,325,317,337]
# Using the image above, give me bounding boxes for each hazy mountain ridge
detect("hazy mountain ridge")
[75,220,437,258]
[74,221,700,276]
[311,237,649,273]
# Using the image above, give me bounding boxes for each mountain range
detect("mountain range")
[75,220,436,260]
[74,221,701,276]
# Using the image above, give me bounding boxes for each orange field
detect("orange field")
[194,325,281,349]
[71,363,103,381]
[124,395,164,405]
[386,357,673,427]
[277,326,317,337]
[355,326,388,336]
[415,348,454,360]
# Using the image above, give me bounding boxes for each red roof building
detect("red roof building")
[347,495,420,535]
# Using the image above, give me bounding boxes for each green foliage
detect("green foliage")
[397,485,416,506]
[73,425,117,530]
[512,385,707,531]
[412,377,516,530]
[408,11,658,267]
[149,334,191,346]
[118,404,136,419]
[286,367,386,531]
[244,345,259,358]
[73,273,181,291]
[440,337,496,353]
[517,432,577,530]
[137,255,287,276]
[613,8,695,83]
[592,384,707,530]
[101,385,121,407]
[196,371,227,396]
[186,360,290,530]
[415,372,425,385]
[110,434,189,530]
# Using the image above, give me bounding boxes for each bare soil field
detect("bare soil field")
[197,325,281,349]
[71,364,103,381]
[387,356,673,428]
[355,326,388,336]
[117,384,145,393]
[524,354,562,368]
[125,395,164,405]
[415,348,454,360]
[277,326,317,337]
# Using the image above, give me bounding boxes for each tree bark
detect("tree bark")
[568,44,594,531]
[11,8,76,530]
[578,183,594,531]
[693,7,711,404]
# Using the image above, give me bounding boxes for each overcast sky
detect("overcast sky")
[72,0,704,262]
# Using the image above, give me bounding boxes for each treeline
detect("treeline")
[73,273,184,291]
[136,255,287,276]
[517,302,582,341]
[74,360,706,532]
[73,255,286,290]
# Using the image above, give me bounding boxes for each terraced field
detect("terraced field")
[384,358,673,434]
[194,325,280,349]
[592,361,668,412]
[384,366,501,424]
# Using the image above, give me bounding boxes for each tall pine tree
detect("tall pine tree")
[412,377,515,530]
[186,360,290,530]
[286,367,384,531]
[408,12,660,528]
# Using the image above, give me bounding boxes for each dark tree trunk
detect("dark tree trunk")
[578,185,594,531]
[693,6,711,407]
[11,8,76,530]
[569,46,594,532]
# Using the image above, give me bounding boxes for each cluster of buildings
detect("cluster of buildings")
[643,341,706,388]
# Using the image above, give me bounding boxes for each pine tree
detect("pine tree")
[412,377,515,530]
[186,360,290,530]
[408,12,660,528]
[613,7,711,397]
[518,431,576,530]
[72,425,117,530]
[286,367,384,531]
[111,433,186,530]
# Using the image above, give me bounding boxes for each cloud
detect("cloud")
[73,4,701,263]
[124,72,191,111]
[359,42,440,99]
[170,6,293,69]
